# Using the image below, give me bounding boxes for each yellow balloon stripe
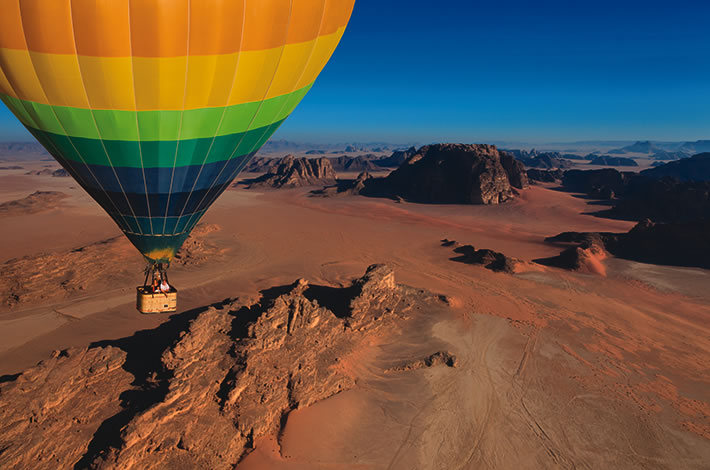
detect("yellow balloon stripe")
[0,27,344,111]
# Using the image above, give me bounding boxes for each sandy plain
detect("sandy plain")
[0,161,709,469]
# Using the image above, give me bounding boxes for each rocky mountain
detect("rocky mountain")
[0,265,454,469]
[245,155,336,188]
[589,156,638,167]
[651,150,689,161]
[369,144,528,204]
[374,146,418,168]
[538,219,710,270]
[640,153,710,181]
[679,140,710,155]
[327,155,380,172]
[608,141,661,154]
[0,142,49,160]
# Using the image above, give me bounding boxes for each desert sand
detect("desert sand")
[1,161,709,469]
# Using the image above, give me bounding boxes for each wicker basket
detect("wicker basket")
[136,286,178,314]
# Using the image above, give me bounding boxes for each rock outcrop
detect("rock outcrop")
[537,219,710,271]
[245,155,336,188]
[441,239,519,273]
[375,144,528,204]
[0,265,451,469]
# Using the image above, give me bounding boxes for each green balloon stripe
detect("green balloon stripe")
[30,118,285,168]
[0,83,311,142]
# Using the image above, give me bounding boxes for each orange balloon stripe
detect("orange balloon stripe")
[0,0,354,57]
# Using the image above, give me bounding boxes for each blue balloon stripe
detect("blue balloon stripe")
[82,182,233,219]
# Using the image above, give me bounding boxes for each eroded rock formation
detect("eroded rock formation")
[246,155,336,188]
[0,265,449,469]
[537,219,710,271]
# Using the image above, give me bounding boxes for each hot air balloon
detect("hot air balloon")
[0,0,355,312]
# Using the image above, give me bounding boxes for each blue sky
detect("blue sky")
[2,0,709,144]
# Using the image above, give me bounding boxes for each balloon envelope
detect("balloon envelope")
[0,0,354,263]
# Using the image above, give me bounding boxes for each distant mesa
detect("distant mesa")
[678,140,710,155]
[344,144,361,153]
[588,155,638,167]
[305,149,326,155]
[640,152,710,181]
[537,219,710,271]
[651,149,689,161]
[608,140,661,154]
[0,142,49,160]
[0,165,23,170]
[244,155,336,188]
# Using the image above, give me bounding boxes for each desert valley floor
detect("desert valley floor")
[1,163,709,469]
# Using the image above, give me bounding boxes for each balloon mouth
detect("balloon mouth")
[143,248,178,264]
[124,233,190,265]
